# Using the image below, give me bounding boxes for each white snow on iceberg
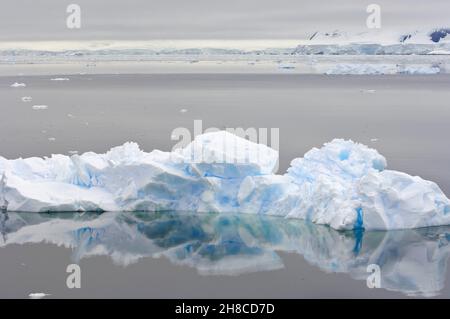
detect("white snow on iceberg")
[0,131,449,231]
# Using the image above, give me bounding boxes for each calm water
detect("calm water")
[1,73,450,194]
[0,73,450,298]
[1,211,450,298]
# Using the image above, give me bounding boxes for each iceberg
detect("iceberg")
[428,49,450,55]
[31,105,49,110]
[10,82,26,88]
[21,96,32,102]
[398,65,441,75]
[325,63,441,75]
[325,64,396,75]
[0,131,449,231]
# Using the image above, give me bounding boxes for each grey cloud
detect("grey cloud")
[0,0,448,40]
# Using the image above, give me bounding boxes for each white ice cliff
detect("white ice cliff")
[0,131,449,231]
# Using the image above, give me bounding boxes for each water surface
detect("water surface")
[1,72,449,298]
[1,211,450,298]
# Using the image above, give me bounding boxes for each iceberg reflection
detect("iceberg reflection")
[1,211,450,297]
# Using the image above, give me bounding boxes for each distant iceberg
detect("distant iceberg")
[325,63,441,75]
[1,131,449,231]
[10,82,26,88]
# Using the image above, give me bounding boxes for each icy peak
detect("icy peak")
[178,131,279,176]
[104,142,145,165]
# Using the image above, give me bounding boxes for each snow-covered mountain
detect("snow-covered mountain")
[294,28,450,55]
[1,29,450,63]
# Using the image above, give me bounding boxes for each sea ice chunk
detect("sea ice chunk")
[278,63,296,70]
[32,105,48,110]
[398,65,441,75]
[326,64,396,75]
[325,64,440,75]
[10,82,26,88]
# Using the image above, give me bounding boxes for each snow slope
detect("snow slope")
[294,28,450,55]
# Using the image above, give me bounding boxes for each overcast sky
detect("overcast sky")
[0,0,449,41]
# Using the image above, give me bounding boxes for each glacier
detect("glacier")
[294,28,450,56]
[0,131,449,231]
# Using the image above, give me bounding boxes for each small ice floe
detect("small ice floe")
[21,96,32,102]
[29,293,51,299]
[278,63,295,70]
[180,108,188,113]
[32,105,48,110]
[11,82,26,88]
[427,50,450,55]
[67,113,75,118]
[48,137,56,142]
[327,63,441,75]
[68,150,78,155]
[50,77,70,81]
[361,89,376,94]
[370,138,379,142]
[326,64,395,75]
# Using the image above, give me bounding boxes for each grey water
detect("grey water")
[1,73,450,194]
[1,211,450,299]
[1,73,450,298]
